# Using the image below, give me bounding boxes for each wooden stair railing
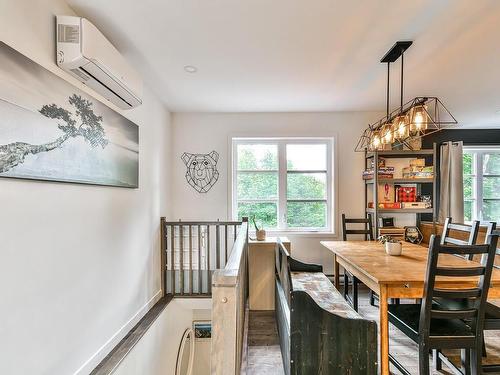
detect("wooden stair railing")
[161,218,245,296]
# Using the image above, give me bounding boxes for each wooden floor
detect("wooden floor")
[246,310,284,375]
[246,289,500,375]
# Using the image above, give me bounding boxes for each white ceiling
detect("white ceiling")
[67,0,500,127]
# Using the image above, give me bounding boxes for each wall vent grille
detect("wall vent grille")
[58,24,79,43]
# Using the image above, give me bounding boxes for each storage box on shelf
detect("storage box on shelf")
[378,226,406,240]
[363,146,437,236]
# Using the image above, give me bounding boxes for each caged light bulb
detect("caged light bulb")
[392,115,408,139]
[371,132,381,149]
[410,105,428,132]
[381,124,393,145]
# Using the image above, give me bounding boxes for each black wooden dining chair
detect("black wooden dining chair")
[341,213,373,311]
[387,233,499,375]
[481,224,500,373]
[435,222,500,374]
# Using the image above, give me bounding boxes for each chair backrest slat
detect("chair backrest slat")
[438,246,491,256]
[433,288,482,299]
[431,309,477,320]
[419,233,499,345]
[343,218,371,224]
[448,223,477,233]
[444,237,472,246]
[342,213,373,241]
[435,266,485,277]
[343,229,372,235]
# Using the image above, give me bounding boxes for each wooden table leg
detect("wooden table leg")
[379,284,390,375]
[333,254,340,289]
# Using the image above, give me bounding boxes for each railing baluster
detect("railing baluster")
[216,222,220,269]
[170,225,175,294]
[234,224,237,241]
[198,224,202,294]
[189,225,193,295]
[180,224,184,295]
[207,225,211,295]
[225,224,228,266]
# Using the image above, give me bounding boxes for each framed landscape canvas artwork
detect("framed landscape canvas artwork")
[0,42,139,188]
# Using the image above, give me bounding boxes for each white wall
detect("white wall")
[172,112,382,274]
[192,309,211,375]
[113,299,211,375]
[0,1,172,374]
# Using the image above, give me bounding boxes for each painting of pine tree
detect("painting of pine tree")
[0,42,139,187]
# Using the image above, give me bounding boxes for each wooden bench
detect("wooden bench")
[275,241,378,375]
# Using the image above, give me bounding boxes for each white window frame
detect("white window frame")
[464,146,500,223]
[231,137,335,234]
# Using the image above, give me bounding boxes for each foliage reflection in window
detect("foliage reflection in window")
[463,148,500,224]
[233,139,332,232]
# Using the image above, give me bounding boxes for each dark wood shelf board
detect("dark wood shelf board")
[366,149,434,159]
[366,208,434,214]
[365,178,434,184]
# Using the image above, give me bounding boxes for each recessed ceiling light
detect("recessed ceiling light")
[184,65,197,73]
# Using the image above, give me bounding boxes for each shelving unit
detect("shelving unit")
[364,144,437,236]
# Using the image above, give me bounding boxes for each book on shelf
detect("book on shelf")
[401,202,429,209]
[402,165,434,179]
[379,202,402,209]
[409,158,426,167]
[363,173,394,180]
[362,166,395,180]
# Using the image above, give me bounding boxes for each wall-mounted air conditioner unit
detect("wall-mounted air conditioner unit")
[56,15,142,110]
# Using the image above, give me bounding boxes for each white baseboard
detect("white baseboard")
[73,290,163,375]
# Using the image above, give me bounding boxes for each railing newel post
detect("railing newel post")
[160,217,166,297]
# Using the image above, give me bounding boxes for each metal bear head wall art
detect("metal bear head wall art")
[181,151,220,193]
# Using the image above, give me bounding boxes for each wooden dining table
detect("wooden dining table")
[321,240,500,375]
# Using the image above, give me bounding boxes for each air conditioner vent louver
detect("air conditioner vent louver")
[70,68,90,81]
[58,24,79,43]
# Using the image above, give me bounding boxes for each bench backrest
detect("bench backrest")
[274,240,377,375]
[275,241,293,307]
[290,290,378,375]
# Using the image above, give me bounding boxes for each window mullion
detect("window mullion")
[232,143,238,220]
[278,142,287,230]
[476,152,483,221]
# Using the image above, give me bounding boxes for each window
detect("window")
[463,147,500,224]
[232,138,333,232]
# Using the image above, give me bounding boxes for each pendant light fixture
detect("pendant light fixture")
[355,41,457,152]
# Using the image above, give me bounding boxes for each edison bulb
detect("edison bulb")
[392,116,408,139]
[381,125,393,145]
[410,105,428,132]
[414,112,424,129]
[372,133,381,149]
